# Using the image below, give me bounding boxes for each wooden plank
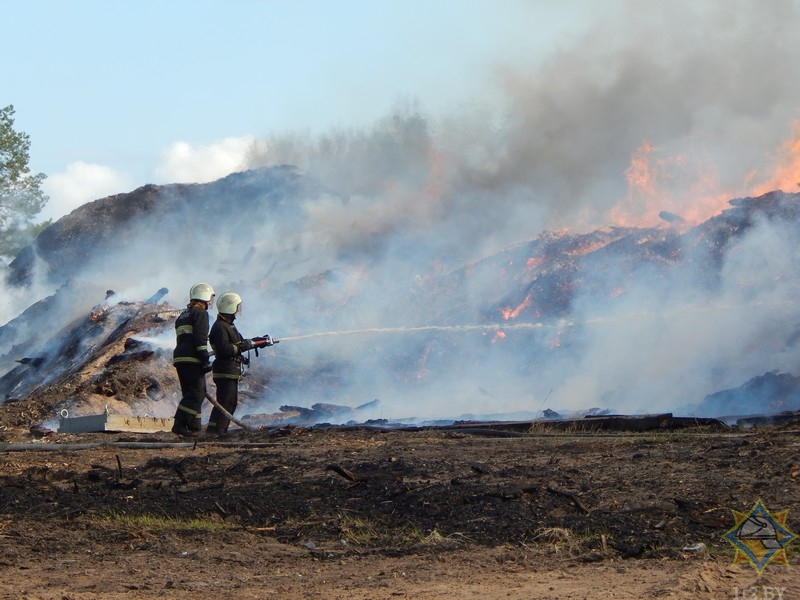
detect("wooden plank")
[58,413,173,433]
[105,414,173,433]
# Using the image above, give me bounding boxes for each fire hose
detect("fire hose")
[204,390,253,431]
[202,335,280,432]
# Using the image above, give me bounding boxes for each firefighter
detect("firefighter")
[171,282,215,436]
[207,291,273,435]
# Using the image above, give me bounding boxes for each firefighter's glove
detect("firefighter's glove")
[252,336,271,348]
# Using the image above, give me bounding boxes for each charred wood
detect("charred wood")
[144,288,168,304]
[546,485,591,514]
[325,464,402,483]
[326,464,359,481]
[735,410,800,427]
[106,350,155,366]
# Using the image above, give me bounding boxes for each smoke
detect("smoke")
[40,162,133,223]
[227,1,800,284]
[549,216,800,416]
[228,0,800,419]
[155,137,269,184]
[7,0,800,422]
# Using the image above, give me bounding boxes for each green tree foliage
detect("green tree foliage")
[0,104,49,259]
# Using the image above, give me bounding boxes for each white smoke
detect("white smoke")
[155,137,269,184]
[40,162,133,222]
[547,216,800,416]
[7,0,800,422]
[224,0,800,419]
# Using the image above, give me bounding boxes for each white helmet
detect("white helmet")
[217,291,242,315]
[189,282,215,302]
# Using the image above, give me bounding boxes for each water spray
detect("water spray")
[276,320,571,342]
[275,299,772,343]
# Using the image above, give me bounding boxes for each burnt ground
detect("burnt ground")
[0,422,799,599]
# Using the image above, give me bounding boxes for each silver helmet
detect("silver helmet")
[216,291,242,315]
[189,282,215,303]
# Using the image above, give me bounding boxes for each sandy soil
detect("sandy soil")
[1,425,798,599]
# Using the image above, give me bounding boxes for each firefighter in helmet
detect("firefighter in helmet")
[171,282,215,436]
[207,291,273,435]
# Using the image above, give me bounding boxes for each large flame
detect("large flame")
[609,118,800,229]
[610,139,731,227]
[749,119,800,196]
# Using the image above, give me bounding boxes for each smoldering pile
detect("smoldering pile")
[2,168,800,430]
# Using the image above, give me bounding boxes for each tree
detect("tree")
[0,104,49,259]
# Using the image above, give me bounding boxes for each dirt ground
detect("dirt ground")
[1,423,799,599]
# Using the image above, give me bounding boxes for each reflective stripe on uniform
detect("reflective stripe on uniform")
[173,356,202,365]
[213,372,241,381]
[176,324,193,335]
[176,404,200,416]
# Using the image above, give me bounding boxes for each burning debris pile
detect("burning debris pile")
[2,167,800,432]
[0,292,181,429]
[0,289,378,433]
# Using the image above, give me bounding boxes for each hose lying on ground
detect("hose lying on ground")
[204,391,253,431]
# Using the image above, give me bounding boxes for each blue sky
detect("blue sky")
[4,0,594,221]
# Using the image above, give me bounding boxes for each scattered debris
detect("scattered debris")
[734,410,800,428]
[325,464,402,483]
[242,399,382,428]
[546,485,591,514]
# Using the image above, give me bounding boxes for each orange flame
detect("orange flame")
[525,257,544,270]
[610,139,731,227]
[612,119,800,229]
[625,140,658,198]
[750,119,800,196]
[90,307,107,321]
[490,330,507,344]
[501,293,532,320]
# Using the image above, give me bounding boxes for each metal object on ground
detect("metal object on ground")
[58,410,173,433]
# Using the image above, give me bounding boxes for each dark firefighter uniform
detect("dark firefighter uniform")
[207,313,256,434]
[172,301,212,432]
